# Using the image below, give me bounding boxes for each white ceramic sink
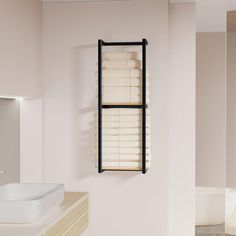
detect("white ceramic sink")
[0,183,64,224]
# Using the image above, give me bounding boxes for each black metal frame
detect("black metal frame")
[98,39,148,174]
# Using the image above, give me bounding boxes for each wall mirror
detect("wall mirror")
[0,98,20,186]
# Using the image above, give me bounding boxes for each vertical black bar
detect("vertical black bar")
[142,39,147,174]
[98,39,103,173]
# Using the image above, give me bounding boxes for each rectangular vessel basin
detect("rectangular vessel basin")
[0,183,64,224]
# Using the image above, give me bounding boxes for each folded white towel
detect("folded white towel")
[103,87,141,97]
[102,59,141,69]
[102,97,150,104]
[102,118,151,125]
[103,51,139,60]
[102,116,140,122]
[95,109,150,115]
[103,121,141,128]
[94,158,151,166]
[102,114,150,121]
[102,162,142,168]
[103,128,145,135]
[103,109,144,116]
[103,146,149,154]
[103,97,140,104]
[102,69,141,78]
[99,110,150,118]
[101,125,150,130]
[102,78,150,87]
[102,141,141,148]
[103,86,141,94]
[102,77,141,87]
[94,153,149,160]
[103,147,141,154]
[102,134,150,142]
[96,89,150,102]
[102,154,149,161]
[98,161,151,168]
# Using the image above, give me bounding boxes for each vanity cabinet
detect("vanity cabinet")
[42,193,88,236]
[0,192,88,236]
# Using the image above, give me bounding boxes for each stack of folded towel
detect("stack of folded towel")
[96,51,151,170]
[101,51,149,104]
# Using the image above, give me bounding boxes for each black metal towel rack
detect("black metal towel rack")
[98,39,148,174]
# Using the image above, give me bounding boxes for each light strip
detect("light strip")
[0,96,23,101]
[41,0,132,2]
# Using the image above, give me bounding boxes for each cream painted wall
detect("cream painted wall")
[20,99,43,183]
[0,0,42,98]
[42,1,169,235]
[196,33,226,187]
[42,1,196,236]
[169,4,196,236]
[227,31,236,189]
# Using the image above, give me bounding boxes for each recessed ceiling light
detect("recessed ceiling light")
[169,0,195,3]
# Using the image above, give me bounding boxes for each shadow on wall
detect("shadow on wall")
[72,44,142,181]
[72,44,97,179]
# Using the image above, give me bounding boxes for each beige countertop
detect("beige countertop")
[0,192,88,236]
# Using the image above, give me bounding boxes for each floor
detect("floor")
[195,224,232,236]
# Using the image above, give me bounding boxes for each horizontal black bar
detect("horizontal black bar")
[102,41,148,46]
[103,105,143,109]
[103,169,142,172]
[102,105,148,109]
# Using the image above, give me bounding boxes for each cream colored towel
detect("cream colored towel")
[103,60,141,69]
[100,110,150,122]
[99,161,151,168]
[103,96,140,104]
[102,86,142,103]
[101,112,149,116]
[102,141,141,148]
[103,77,141,87]
[102,125,150,130]
[103,121,141,128]
[102,120,150,128]
[102,128,141,135]
[103,87,141,98]
[102,115,150,123]
[101,154,149,161]
[103,109,150,116]
[102,162,141,168]
[95,69,141,78]
[103,51,139,60]
[102,69,141,78]
[103,147,142,154]
[102,77,150,87]
[102,135,150,142]
[102,116,140,122]
[102,96,150,104]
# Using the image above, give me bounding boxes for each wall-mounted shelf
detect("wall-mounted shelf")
[97,39,149,174]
